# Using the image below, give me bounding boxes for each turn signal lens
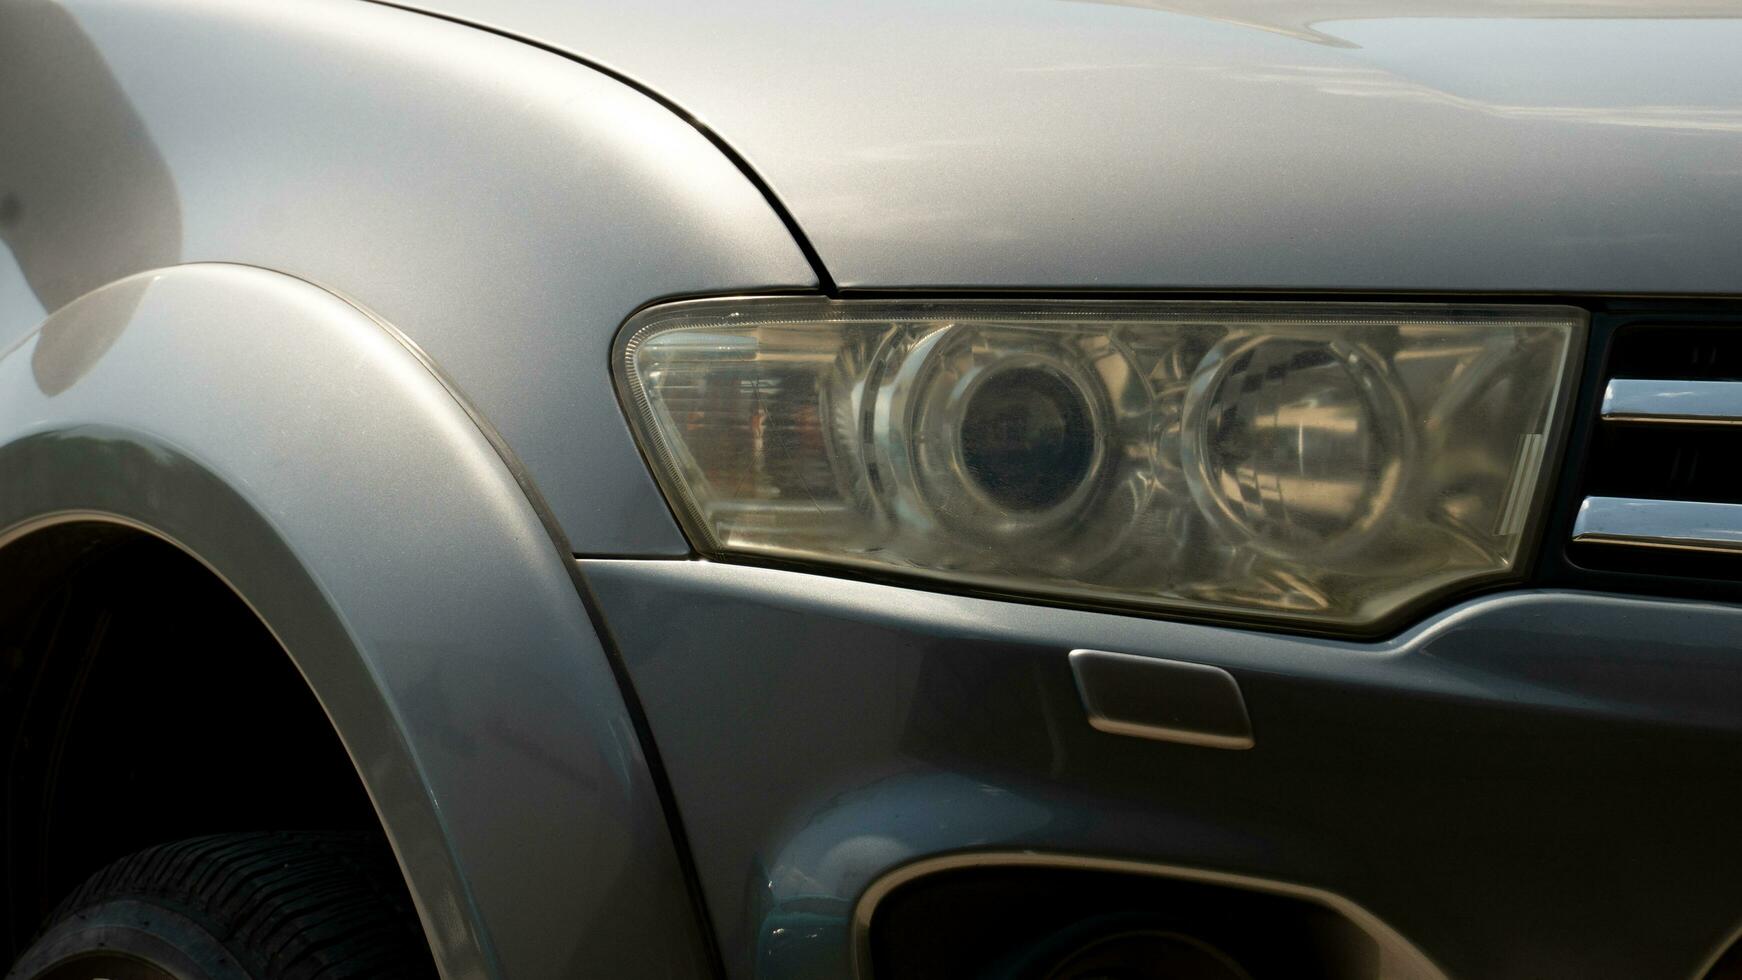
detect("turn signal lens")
[617,299,1580,628]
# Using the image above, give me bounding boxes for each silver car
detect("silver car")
[4,0,1741,977]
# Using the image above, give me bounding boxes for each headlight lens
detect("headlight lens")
[618,299,1580,628]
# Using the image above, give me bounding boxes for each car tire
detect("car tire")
[6,832,437,980]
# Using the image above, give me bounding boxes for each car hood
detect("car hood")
[400,0,1742,293]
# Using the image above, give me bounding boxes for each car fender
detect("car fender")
[0,0,818,556]
[0,263,712,980]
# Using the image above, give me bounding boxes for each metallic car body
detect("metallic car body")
[5,0,1742,978]
[0,0,816,557]
[391,0,1742,293]
[0,264,712,979]
[587,561,1742,979]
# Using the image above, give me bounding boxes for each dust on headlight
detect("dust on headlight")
[617,299,1581,629]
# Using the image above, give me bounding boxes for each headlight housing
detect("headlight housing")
[617,299,1581,629]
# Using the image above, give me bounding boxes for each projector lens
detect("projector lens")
[1184,337,1410,559]
[960,366,1097,512]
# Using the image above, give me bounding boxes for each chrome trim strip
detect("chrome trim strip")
[1572,496,1742,554]
[850,851,1447,980]
[1602,379,1742,425]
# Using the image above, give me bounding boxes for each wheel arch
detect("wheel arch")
[0,264,712,979]
[0,519,405,967]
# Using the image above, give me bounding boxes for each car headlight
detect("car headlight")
[617,299,1581,629]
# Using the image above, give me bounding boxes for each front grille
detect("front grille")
[1586,421,1742,505]
[1607,324,1742,382]
[1570,322,1742,574]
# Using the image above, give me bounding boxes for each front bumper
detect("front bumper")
[585,559,1742,980]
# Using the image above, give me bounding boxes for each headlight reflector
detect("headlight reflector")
[617,299,1580,628]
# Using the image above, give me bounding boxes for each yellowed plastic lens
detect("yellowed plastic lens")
[618,299,1581,629]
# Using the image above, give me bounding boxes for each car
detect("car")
[4,0,1742,977]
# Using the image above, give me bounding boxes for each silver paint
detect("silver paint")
[588,557,1742,979]
[8,0,1742,976]
[0,0,817,556]
[0,265,712,979]
[400,0,1742,293]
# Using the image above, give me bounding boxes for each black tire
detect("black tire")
[6,832,438,980]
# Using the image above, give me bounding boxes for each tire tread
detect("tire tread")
[37,831,434,980]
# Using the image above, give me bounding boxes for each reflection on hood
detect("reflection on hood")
[1080,0,1742,47]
